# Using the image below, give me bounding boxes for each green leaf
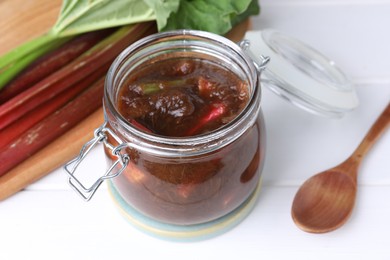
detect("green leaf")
[231,0,260,27]
[52,0,156,36]
[143,0,180,31]
[161,0,259,35]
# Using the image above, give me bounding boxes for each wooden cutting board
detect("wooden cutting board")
[0,0,249,56]
[0,0,62,56]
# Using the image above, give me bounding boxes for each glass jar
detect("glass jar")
[66,30,268,226]
[106,30,266,225]
[65,29,357,238]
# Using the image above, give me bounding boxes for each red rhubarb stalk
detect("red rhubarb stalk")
[0,62,110,150]
[0,22,154,130]
[0,29,113,104]
[185,103,227,136]
[0,77,105,177]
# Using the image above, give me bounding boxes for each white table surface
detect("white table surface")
[1,1,389,259]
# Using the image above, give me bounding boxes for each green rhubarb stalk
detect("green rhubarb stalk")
[0,34,70,89]
[0,34,59,69]
[140,79,187,95]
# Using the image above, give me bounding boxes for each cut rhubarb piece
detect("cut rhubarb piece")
[185,103,227,136]
[198,76,214,96]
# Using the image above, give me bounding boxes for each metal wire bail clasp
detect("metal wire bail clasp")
[238,39,270,73]
[64,123,129,201]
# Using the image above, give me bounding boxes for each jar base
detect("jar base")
[107,179,262,242]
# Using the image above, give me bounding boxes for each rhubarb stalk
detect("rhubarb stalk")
[0,108,104,201]
[0,22,154,130]
[0,63,110,150]
[0,34,70,89]
[0,77,105,177]
[0,29,113,104]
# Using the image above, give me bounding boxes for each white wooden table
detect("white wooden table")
[1,1,389,259]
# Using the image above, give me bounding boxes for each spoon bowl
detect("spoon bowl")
[291,103,390,233]
[292,167,357,233]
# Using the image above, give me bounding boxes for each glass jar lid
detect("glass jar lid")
[244,29,359,118]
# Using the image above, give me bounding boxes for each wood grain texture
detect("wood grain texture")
[0,0,62,56]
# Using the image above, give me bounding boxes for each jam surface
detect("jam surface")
[117,58,249,136]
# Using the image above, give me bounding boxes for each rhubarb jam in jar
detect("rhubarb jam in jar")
[102,31,266,225]
[66,30,269,235]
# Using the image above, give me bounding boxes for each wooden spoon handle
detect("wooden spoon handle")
[351,102,390,162]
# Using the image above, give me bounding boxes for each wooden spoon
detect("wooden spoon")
[291,102,390,233]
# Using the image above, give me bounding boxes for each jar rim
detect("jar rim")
[104,30,262,157]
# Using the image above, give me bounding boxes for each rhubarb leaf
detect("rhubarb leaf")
[143,0,180,31]
[52,0,156,36]
[230,0,261,27]
[161,0,260,34]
